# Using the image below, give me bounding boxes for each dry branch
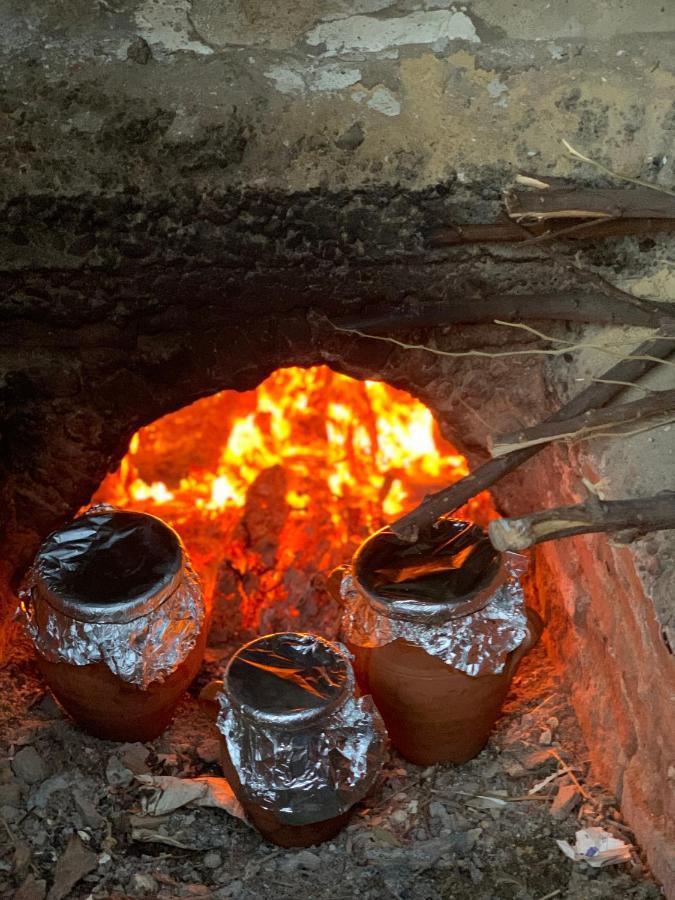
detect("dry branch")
[504,183,675,223]
[490,389,675,456]
[488,492,675,551]
[431,219,675,246]
[331,292,672,331]
[390,327,675,540]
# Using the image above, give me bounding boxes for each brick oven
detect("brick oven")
[1,3,674,899]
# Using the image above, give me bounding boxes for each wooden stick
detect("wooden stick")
[504,185,675,222]
[431,218,675,246]
[490,389,675,457]
[330,292,672,332]
[390,327,675,540]
[488,492,675,551]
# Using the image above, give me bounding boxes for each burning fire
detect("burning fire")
[95,366,495,639]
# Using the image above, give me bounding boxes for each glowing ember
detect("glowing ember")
[94,366,496,641]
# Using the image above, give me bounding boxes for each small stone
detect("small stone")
[73,789,105,830]
[127,36,152,65]
[12,746,48,785]
[1,804,21,823]
[546,716,560,731]
[30,774,70,810]
[120,743,151,775]
[130,873,158,895]
[519,750,553,770]
[106,756,134,787]
[550,782,582,820]
[203,851,222,869]
[539,729,553,746]
[0,782,22,806]
[504,760,527,778]
[390,809,407,824]
[335,121,365,151]
[196,737,221,764]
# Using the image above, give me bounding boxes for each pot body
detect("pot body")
[348,607,542,765]
[37,627,207,742]
[220,740,352,848]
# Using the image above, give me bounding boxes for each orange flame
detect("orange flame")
[94,366,495,634]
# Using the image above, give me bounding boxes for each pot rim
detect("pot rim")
[352,520,506,623]
[31,508,184,625]
[222,631,355,729]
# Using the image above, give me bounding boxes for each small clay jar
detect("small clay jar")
[216,632,386,848]
[21,508,206,742]
[339,521,543,766]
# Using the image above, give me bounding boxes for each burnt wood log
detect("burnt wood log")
[390,327,675,540]
[330,292,673,332]
[504,185,675,222]
[488,492,675,551]
[490,389,675,456]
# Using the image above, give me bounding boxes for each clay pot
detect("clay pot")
[22,508,205,742]
[337,521,543,765]
[346,608,542,766]
[216,632,386,848]
[36,630,207,742]
[219,742,352,848]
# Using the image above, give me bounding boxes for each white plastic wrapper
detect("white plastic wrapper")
[216,633,387,826]
[18,506,205,688]
[340,520,530,677]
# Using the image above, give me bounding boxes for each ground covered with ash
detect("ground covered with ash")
[0,637,663,900]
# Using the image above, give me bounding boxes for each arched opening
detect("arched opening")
[92,365,497,646]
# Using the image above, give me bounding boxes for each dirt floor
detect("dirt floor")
[0,633,663,900]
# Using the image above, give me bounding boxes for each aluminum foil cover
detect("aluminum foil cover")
[340,553,529,677]
[216,638,387,826]
[18,510,205,689]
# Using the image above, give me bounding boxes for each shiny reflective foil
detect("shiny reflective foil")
[216,633,387,826]
[340,551,529,677]
[18,506,205,688]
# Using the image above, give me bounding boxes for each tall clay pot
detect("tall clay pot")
[336,520,544,766]
[19,508,206,742]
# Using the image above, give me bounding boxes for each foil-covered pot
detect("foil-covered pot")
[216,632,387,846]
[337,519,543,766]
[18,506,206,741]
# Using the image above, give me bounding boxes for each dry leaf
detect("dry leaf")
[136,774,245,819]
[46,835,98,900]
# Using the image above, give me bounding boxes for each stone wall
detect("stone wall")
[1,0,674,891]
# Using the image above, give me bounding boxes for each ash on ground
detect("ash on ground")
[0,638,662,900]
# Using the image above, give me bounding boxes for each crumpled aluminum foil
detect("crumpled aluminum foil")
[17,507,205,689]
[340,552,529,677]
[216,635,387,826]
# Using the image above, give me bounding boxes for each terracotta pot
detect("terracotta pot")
[336,520,543,765]
[36,629,207,742]
[22,508,206,742]
[346,608,542,766]
[216,632,386,847]
[219,740,352,848]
